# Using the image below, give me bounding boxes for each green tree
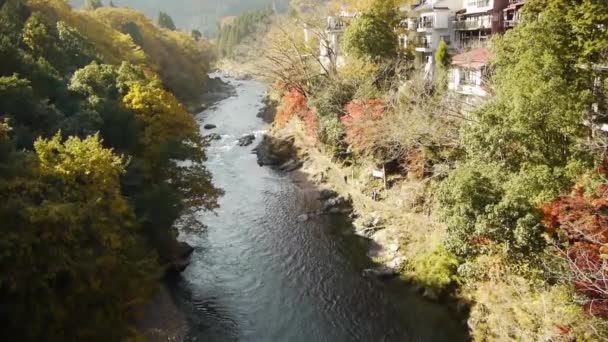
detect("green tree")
[0,133,159,340]
[434,38,450,68]
[434,38,450,91]
[342,12,397,60]
[157,11,176,31]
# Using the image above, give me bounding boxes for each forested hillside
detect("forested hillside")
[70,0,290,37]
[0,0,221,340]
[216,8,273,58]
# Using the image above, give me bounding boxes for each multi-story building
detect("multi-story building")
[319,11,357,72]
[408,0,463,62]
[453,0,509,48]
[503,0,529,30]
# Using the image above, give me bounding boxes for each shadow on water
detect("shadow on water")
[167,74,471,342]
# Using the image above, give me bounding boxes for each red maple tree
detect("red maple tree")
[340,99,386,150]
[543,185,608,317]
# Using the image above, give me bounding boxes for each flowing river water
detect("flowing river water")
[168,76,469,342]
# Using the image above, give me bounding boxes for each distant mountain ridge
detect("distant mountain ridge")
[69,0,289,37]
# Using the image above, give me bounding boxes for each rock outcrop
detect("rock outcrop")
[256,93,277,123]
[237,134,256,147]
[166,241,195,275]
[253,135,297,166]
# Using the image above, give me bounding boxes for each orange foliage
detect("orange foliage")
[543,186,608,317]
[275,88,318,141]
[340,99,386,150]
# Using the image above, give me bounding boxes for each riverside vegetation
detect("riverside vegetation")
[0,0,222,340]
[223,0,608,340]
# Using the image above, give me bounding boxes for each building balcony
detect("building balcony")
[415,40,433,52]
[454,20,491,30]
[417,19,433,32]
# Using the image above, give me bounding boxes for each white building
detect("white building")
[319,16,347,71]
[409,0,463,60]
[318,9,357,72]
[448,47,489,98]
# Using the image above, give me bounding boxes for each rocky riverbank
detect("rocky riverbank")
[256,122,470,318]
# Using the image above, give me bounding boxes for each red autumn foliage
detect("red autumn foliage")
[340,99,386,150]
[542,186,608,317]
[274,88,318,141]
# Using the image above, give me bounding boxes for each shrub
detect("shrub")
[408,244,460,291]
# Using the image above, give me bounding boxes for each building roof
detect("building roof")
[451,48,490,69]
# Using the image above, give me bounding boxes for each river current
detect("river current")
[168,76,469,342]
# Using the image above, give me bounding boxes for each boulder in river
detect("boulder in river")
[205,133,222,141]
[237,134,256,147]
[253,135,297,166]
[204,124,217,130]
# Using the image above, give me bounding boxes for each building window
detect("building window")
[467,0,490,7]
[460,69,477,85]
[441,35,451,45]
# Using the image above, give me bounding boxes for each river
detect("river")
[168,76,469,342]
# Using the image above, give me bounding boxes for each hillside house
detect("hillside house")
[448,47,489,98]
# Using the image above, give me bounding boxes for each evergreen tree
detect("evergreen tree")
[434,38,450,91]
[157,11,176,31]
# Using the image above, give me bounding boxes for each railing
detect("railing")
[503,19,516,28]
[453,20,489,30]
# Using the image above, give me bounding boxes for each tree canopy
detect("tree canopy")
[0,0,221,340]
[342,11,397,60]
